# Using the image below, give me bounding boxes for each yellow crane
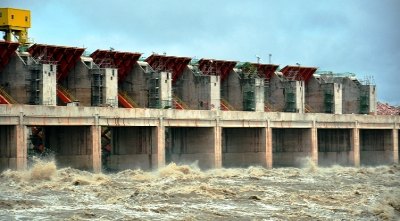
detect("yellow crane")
[0,8,31,45]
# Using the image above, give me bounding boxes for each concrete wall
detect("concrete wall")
[272,128,312,167]
[45,126,100,171]
[222,128,266,167]
[360,129,394,165]
[121,63,172,108]
[318,129,353,166]
[266,74,285,111]
[221,70,264,111]
[109,127,158,170]
[0,54,30,103]
[175,67,219,110]
[222,70,243,110]
[166,127,218,169]
[341,78,361,114]
[267,74,305,113]
[305,77,323,112]
[68,60,118,107]
[64,60,92,106]
[0,53,57,106]
[306,77,342,114]
[121,63,148,107]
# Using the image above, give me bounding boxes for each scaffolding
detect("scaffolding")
[360,94,369,114]
[27,64,41,105]
[243,89,255,111]
[324,87,334,113]
[148,74,161,108]
[241,77,256,111]
[91,68,104,106]
[284,86,296,112]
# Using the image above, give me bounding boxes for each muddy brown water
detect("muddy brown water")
[0,158,399,221]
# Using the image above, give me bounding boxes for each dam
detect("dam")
[1,105,399,172]
[0,8,399,172]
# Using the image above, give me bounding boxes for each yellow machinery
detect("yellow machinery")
[0,8,31,44]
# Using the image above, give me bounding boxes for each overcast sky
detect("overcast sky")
[2,0,399,104]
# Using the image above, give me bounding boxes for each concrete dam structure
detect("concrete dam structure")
[0,8,398,172]
[0,41,398,172]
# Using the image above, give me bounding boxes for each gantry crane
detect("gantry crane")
[0,8,31,45]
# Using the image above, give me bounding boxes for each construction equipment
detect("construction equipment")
[0,8,31,45]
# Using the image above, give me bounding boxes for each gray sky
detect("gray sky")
[2,0,399,104]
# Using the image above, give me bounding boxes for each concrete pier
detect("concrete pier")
[0,105,399,172]
[0,125,27,170]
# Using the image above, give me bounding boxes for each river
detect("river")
[0,158,399,220]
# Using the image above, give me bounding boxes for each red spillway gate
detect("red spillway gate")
[198,59,237,82]
[145,54,191,83]
[27,44,85,81]
[90,50,142,82]
[252,63,279,80]
[280,65,318,82]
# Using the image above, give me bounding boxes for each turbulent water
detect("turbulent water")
[0,159,399,221]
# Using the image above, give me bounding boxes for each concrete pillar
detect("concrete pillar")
[254,78,265,112]
[351,128,360,167]
[40,64,57,106]
[153,124,166,169]
[102,68,118,107]
[159,71,173,108]
[0,125,27,171]
[311,124,318,165]
[265,126,273,169]
[209,76,220,111]
[90,125,102,173]
[393,129,398,164]
[333,83,343,114]
[296,81,305,113]
[214,126,222,168]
